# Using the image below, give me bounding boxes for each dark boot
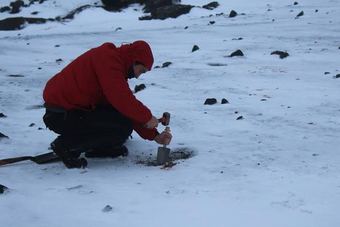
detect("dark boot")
[51,137,87,169]
[85,145,128,158]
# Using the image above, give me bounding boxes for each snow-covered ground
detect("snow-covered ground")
[1,0,340,226]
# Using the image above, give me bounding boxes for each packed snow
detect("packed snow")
[0,0,340,226]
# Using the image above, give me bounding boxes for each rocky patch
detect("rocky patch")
[192,45,200,52]
[202,1,219,10]
[229,49,244,57]
[134,84,146,93]
[229,10,238,18]
[204,98,217,105]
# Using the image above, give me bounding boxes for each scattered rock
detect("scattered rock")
[31,11,39,15]
[0,6,11,13]
[202,1,219,10]
[236,116,244,120]
[207,63,227,66]
[143,0,173,13]
[229,49,244,57]
[134,84,146,93]
[204,98,217,105]
[0,113,7,118]
[56,58,63,63]
[209,20,215,25]
[221,98,229,104]
[29,123,35,127]
[102,205,113,212]
[184,26,188,29]
[192,45,199,52]
[146,4,194,20]
[0,17,53,31]
[54,44,60,47]
[335,74,340,79]
[229,10,237,18]
[315,9,318,13]
[271,50,289,59]
[7,74,24,77]
[296,11,304,18]
[294,1,299,5]
[10,0,25,14]
[162,61,172,68]
[60,5,92,21]
[0,184,8,194]
[232,37,243,40]
[324,72,330,75]
[0,132,9,139]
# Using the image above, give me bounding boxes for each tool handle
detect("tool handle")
[0,156,33,166]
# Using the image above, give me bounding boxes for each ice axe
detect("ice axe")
[156,112,171,165]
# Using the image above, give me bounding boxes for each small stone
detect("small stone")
[115,27,122,32]
[229,49,244,57]
[0,113,6,118]
[38,67,42,70]
[184,26,188,29]
[296,11,304,18]
[162,62,172,68]
[315,9,319,13]
[271,50,289,59]
[229,10,238,18]
[31,11,39,15]
[221,98,229,104]
[335,74,340,79]
[312,153,319,157]
[54,44,60,47]
[0,132,9,139]
[56,58,63,63]
[0,184,8,194]
[204,98,217,105]
[29,123,35,127]
[324,72,330,75]
[202,2,219,10]
[236,116,244,120]
[7,74,24,77]
[209,21,215,25]
[134,84,146,93]
[234,111,238,114]
[294,2,299,5]
[192,45,199,52]
[102,205,113,213]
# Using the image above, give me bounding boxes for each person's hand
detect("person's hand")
[154,130,172,145]
[145,116,158,129]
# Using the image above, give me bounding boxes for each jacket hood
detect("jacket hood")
[118,40,154,72]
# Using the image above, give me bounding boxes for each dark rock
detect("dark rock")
[134,84,146,93]
[229,10,237,18]
[102,0,143,11]
[335,74,340,79]
[229,49,244,57]
[0,184,8,194]
[54,44,60,47]
[162,61,172,68]
[0,6,11,13]
[0,113,7,118]
[38,67,42,70]
[271,50,289,59]
[31,11,39,15]
[10,0,25,14]
[56,58,63,63]
[209,20,215,25]
[102,205,113,212]
[296,11,304,18]
[184,26,188,29]
[207,63,227,66]
[62,5,92,20]
[236,116,244,120]
[7,74,24,77]
[29,123,35,127]
[0,132,9,139]
[204,98,217,105]
[144,0,173,13]
[192,45,199,52]
[324,72,330,75]
[0,17,52,31]
[294,1,298,5]
[202,1,219,10]
[150,4,194,20]
[315,9,318,13]
[221,98,229,104]
[232,37,243,40]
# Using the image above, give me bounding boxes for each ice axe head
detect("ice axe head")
[160,112,170,126]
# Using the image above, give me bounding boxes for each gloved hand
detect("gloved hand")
[145,116,159,129]
[154,130,172,145]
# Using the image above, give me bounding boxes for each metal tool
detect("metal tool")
[156,112,171,165]
[0,151,60,167]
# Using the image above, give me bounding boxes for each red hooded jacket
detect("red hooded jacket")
[43,40,157,140]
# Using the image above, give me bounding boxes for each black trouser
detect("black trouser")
[43,106,133,155]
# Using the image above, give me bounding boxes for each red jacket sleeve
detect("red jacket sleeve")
[133,122,159,140]
[91,45,152,125]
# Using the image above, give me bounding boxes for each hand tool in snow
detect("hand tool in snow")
[0,151,60,167]
[156,112,171,165]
